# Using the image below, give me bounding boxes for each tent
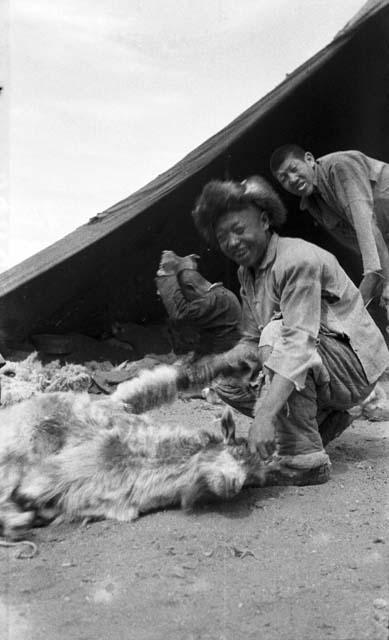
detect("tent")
[1,0,389,344]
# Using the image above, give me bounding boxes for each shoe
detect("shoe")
[262,462,331,486]
[246,457,331,488]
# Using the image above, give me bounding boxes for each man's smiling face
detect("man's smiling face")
[274,152,316,197]
[215,207,270,268]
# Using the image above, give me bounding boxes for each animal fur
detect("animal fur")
[0,363,264,541]
[0,353,91,406]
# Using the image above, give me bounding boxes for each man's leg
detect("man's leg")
[210,347,261,417]
[248,326,376,486]
[212,372,258,417]
[257,320,330,466]
[252,370,332,487]
[316,332,375,445]
[270,334,375,460]
[275,372,326,458]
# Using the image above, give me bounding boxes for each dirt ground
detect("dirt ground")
[0,397,388,640]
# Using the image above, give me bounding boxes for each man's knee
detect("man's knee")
[212,375,257,417]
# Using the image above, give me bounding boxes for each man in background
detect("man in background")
[155,250,242,358]
[270,145,389,320]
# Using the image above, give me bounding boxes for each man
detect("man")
[191,175,389,483]
[155,250,242,357]
[270,145,389,315]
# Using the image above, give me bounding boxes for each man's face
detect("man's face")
[215,207,270,268]
[274,152,316,197]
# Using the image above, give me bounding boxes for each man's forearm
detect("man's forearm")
[359,272,382,305]
[358,223,389,304]
[256,372,294,418]
[156,274,189,319]
[249,372,295,457]
[373,223,389,282]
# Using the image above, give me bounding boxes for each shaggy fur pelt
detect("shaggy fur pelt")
[0,362,264,541]
[0,353,91,405]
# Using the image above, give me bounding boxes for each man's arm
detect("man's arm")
[343,204,385,304]
[248,250,323,456]
[156,274,188,320]
[248,373,294,457]
[156,274,218,322]
[155,250,194,320]
[330,158,386,303]
[371,222,389,306]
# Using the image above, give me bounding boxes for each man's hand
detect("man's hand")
[248,411,277,458]
[248,371,294,458]
[158,250,179,276]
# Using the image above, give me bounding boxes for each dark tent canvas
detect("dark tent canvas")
[1,0,389,344]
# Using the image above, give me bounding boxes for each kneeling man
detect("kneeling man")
[192,176,389,483]
[156,250,241,357]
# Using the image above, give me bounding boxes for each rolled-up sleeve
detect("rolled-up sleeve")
[264,255,323,390]
[331,160,381,275]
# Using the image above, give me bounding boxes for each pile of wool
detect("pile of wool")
[0,353,91,405]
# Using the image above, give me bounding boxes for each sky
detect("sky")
[1,0,365,270]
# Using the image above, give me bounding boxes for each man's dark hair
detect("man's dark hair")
[192,175,287,246]
[269,144,307,175]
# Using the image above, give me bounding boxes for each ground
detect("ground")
[0,398,388,640]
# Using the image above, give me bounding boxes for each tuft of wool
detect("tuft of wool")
[1,353,91,405]
[110,355,245,414]
[111,365,180,413]
[110,355,237,414]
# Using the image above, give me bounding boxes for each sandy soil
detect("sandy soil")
[0,398,388,640]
